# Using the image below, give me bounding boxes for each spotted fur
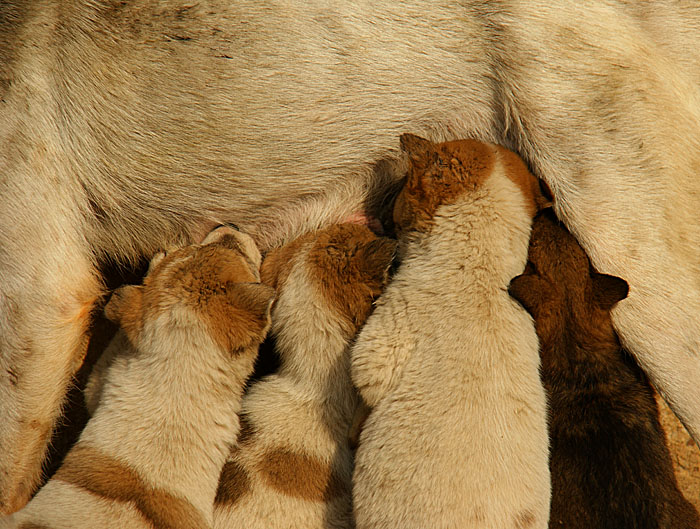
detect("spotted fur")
[5,227,273,528]
[213,223,396,529]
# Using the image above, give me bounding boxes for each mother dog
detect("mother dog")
[1,0,699,514]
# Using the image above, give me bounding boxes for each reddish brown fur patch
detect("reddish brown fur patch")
[258,448,349,502]
[394,135,496,232]
[508,210,624,356]
[200,282,274,355]
[168,248,269,354]
[114,240,273,355]
[159,247,258,294]
[215,415,257,507]
[18,524,53,529]
[260,232,316,291]
[214,460,251,507]
[214,233,260,275]
[307,224,396,334]
[54,443,208,529]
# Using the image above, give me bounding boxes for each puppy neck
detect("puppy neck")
[270,263,358,408]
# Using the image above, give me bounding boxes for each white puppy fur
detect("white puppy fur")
[1,1,700,512]
[4,227,273,529]
[351,135,550,529]
[213,223,396,529]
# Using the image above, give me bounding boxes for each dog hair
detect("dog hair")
[350,134,550,529]
[212,223,396,529]
[4,226,274,528]
[1,1,700,513]
[508,209,700,529]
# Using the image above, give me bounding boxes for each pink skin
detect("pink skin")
[343,213,384,235]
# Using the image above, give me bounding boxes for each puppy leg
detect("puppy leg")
[351,313,415,408]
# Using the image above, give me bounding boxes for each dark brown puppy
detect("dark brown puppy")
[509,208,700,529]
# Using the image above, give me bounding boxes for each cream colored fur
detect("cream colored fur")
[1,0,700,513]
[5,227,273,528]
[351,143,550,528]
[213,224,395,529]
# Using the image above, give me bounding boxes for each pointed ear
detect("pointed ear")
[104,285,144,344]
[535,179,555,211]
[508,273,539,315]
[592,273,629,310]
[358,238,398,286]
[219,283,275,354]
[230,283,275,323]
[400,133,434,164]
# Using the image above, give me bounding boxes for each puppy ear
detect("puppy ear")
[231,283,275,322]
[219,283,275,354]
[508,271,537,315]
[592,273,629,310]
[201,224,240,245]
[357,238,398,286]
[400,133,434,164]
[104,285,144,344]
[535,179,555,211]
[260,248,285,291]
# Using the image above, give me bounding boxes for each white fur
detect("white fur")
[352,155,550,528]
[1,0,700,512]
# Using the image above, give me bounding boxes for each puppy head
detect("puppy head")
[394,134,550,233]
[262,224,397,335]
[104,226,274,355]
[508,209,628,345]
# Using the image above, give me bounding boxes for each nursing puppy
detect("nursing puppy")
[6,226,274,529]
[3,2,700,512]
[351,134,550,529]
[508,209,700,529]
[213,223,396,529]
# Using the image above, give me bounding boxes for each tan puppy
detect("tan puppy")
[2,2,700,512]
[351,134,550,529]
[213,224,396,529]
[5,226,273,529]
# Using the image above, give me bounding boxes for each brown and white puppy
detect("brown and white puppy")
[508,209,700,529]
[5,226,273,529]
[351,134,550,529]
[213,223,396,529]
[3,2,700,513]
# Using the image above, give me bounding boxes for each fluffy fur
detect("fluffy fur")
[508,209,700,529]
[4,226,273,528]
[351,134,550,528]
[2,1,700,512]
[213,223,396,529]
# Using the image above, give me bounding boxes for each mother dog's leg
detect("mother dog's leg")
[0,172,101,514]
[489,2,700,443]
[0,6,104,512]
